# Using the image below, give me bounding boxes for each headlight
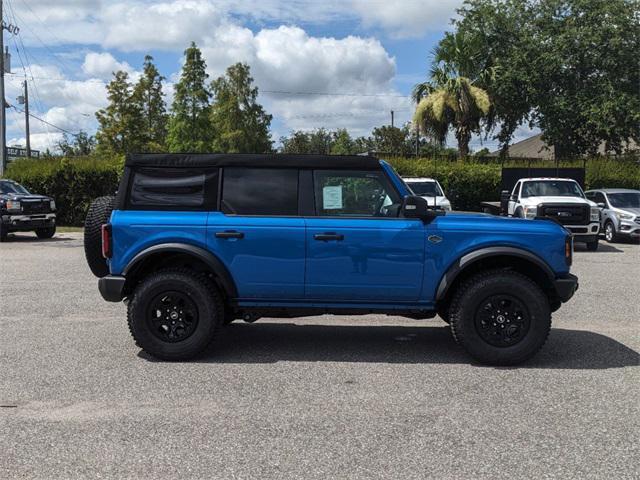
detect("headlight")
[618,212,634,220]
[441,202,452,212]
[6,200,21,212]
[590,207,600,222]
[524,205,538,219]
[50,200,56,210]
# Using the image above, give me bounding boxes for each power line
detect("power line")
[10,104,78,136]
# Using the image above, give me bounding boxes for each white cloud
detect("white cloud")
[82,52,133,79]
[352,0,462,38]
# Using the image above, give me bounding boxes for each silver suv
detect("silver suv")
[585,189,640,242]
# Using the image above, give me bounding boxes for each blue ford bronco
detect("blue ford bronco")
[84,153,578,365]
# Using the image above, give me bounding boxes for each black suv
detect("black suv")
[0,179,57,241]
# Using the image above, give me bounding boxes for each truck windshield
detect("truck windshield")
[521,181,584,198]
[0,180,30,194]
[407,181,443,196]
[608,192,640,208]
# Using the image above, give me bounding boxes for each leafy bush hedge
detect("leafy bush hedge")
[389,156,640,211]
[3,154,638,225]
[5,156,123,226]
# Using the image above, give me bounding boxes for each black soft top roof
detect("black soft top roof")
[125,153,381,170]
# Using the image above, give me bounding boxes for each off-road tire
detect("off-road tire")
[84,196,115,277]
[36,226,56,239]
[449,269,551,365]
[515,208,525,218]
[127,268,224,360]
[604,221,617,243]
[586,238,599,251]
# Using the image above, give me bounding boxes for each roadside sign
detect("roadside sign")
[6,147,40,161]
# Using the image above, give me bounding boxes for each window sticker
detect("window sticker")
[323,186,343,209]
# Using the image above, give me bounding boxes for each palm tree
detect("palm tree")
[413,31,493,158]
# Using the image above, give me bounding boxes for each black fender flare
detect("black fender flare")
[435,246,555,302]
[123,243,238,298]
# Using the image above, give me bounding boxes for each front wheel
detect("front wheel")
[36,226,56,239]
[449,270,551,365]
[127,268,224,360]
[604,221,617,243]
[586,238,599,251]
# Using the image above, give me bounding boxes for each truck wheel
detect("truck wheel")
[449,269,551,365]
[84,196,115,277]
[0,222,7,242]
[515,208,524,218]
[604,221,617,243]
[127,268,224,360]
[586,238,599,251]
[36,226,56,239]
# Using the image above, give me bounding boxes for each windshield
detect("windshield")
[522,180,584,198]
[608,192,640,209]
[407,181,443,197]
[0,180,30,194]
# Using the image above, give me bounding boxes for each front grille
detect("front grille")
[21,200,50,215]
[538,204,589,225]
[635,217,640,225]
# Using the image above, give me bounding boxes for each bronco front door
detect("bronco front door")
[305,169,425,302]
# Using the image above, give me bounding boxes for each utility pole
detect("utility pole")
[390,110,394,128]
[0,0,6,176]
[19,80,30,157]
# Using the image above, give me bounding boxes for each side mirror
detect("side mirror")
[597,202,606,209]
[402,195,444,221]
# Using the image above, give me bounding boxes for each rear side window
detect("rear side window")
[128,168,217,209]
[221,168,298,216]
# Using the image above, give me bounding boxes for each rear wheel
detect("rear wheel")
[0,223,7,242]
[604,221,617,243]
[84,196,115,277]
[127,268,224,360]
[449,269,551,365]
[36,226,56,239]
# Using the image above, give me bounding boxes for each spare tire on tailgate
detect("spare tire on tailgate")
[84,196,115,277]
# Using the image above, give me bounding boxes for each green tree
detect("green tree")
[452,0,535,156]
[451,0,640,156]
[57,131,96,156]
[413,77,490,158]
[307,128,332,154]
[331,128,355,155]
[280,130,312,153]
[210,63,272,153]
[95,71,143,154]
[167,42,212,152]
[132,55,168,152]
[414,28,493,158]
[531,0,640,156]
[371,125,413,155]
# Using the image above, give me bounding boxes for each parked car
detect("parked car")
[585,188,640,242]
[84,153,578,366]
[0,179,57,242]
[506,177,600,250]
[403,177,452,211]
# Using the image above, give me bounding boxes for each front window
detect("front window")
[407,181,443,197]
[607,192,640,209]
[314,170,401,217]
[521,180,584,198]
[0,180,30,195]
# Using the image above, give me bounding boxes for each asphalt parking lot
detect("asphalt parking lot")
[1,232,638,479]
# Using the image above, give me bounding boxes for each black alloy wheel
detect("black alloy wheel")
[474,295,531,348]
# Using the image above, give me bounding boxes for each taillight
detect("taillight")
[101,224,112,258]
[565,235,573,266]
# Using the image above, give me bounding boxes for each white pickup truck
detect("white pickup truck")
[507,177,601,250]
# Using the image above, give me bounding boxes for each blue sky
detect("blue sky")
[3,0,528,153]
